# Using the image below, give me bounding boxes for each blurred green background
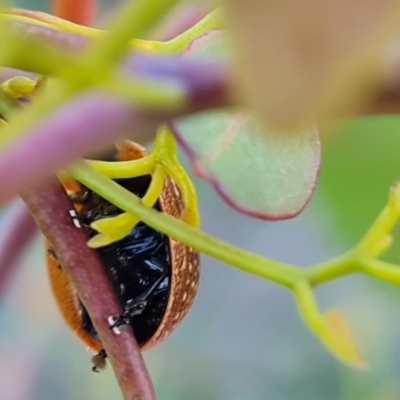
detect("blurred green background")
[3,1,400,399]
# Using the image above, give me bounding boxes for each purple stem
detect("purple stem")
[0,199,37,295]
[0,56,230,205]
[22,181,156,400]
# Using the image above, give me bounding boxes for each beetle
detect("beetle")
[45,140,200,369]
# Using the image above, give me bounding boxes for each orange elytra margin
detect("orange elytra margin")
[52,0,97,26]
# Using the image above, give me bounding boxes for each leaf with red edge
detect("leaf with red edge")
[170,30,321,219]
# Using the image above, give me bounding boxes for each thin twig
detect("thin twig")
[0,199,38,296]
[22,180,156,400]
[154,3,210,41]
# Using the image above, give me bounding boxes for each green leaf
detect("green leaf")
[171,29,320,219]
[172,111,320,218]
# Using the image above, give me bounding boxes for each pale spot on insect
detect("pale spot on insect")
[107,316,121,335]
[188,263,193,273]
[185,279,191,286]
[182,292,188,301]
[190,281,196,288]
[69,209,82,228]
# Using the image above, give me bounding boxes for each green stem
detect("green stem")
[0,29,71,76]
[87,0,179,64]
[161,9,226,53]
[0,88,19,120]
[101,76,185,110]
[302,253,359,286]
[293,280,323,334]
[87,156,155,179]
[359,259,400,285]
[68,161,300,288]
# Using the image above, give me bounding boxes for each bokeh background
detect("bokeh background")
[3,1,400,399]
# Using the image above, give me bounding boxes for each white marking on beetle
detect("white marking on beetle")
[107,316,121,335]
[69,209,82,228]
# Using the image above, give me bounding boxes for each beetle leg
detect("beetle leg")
[91,349,107,373]
[47,247,63,269]
[108,274,167,334]
[68,189,89,204]
[47,247,58,260]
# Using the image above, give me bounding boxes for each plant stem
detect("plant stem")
[358,259,400,285]
[69,161,400,292]
[86,0,179,64]
[68,161,300,288]
[0,87,19,120]
[52,0,97,26]
[0,200,37,296]
[22,181,156,400]
[60,156,155,181]
[161,9,226,53]
[302,253,359,286]
[293,280,323,335]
